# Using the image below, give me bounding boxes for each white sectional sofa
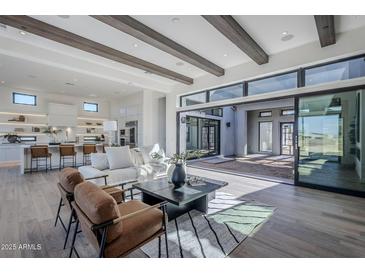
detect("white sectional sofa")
[78,144,170,186]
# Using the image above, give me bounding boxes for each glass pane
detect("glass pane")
[305,57,365,86]
[259,111,272,117]
[248,72,297,96]
[13,93,36,105]
[84,103,98,112]
[181,92,206,107]
[259,122,272,152]
[281,123,294,155]
[298,90,365,193]
[185,116,220,157]
[281,109,295,116]
[209,84,243,102]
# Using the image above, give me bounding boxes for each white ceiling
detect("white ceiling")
[0,15,365,99]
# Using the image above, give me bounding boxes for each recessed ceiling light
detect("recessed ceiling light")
[19,30,27,36]
[133,43,139,48]
[176,62,184,66]
[58,15,70,19]
[282,31,288,36]
[171,17,180,23]
[223,53,228,57]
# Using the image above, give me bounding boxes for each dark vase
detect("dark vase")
[171,163,186,188]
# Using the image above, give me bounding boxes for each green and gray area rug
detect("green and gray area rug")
[141,192,275,258]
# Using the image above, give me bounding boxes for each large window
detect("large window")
[181,92,207,107]
[209,84,243,102]
[13,92,36,106]
[305,56,365,86]
[179,55,365,107]
[83,102,98,112]
[247,72,297,96]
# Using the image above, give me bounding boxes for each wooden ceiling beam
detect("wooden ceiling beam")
[314,15,336,47]
[0,15,193,85]
[92,15,225,77]
[203,15,269,65]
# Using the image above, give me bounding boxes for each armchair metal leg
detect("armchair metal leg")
[63,209,74,249]
[162,205,169,258]
[98,227,108,258]
[54,198,62,227]
[158,236,161,258]
[69,219,79,258]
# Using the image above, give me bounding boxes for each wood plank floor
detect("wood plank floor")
[0,166,365,258]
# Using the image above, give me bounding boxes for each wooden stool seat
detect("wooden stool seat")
[30,145,52,173]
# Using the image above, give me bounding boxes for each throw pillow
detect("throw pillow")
[90,153,109,170]
[105,146,134,170]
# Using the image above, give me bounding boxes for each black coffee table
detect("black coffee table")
[133,177,228,220]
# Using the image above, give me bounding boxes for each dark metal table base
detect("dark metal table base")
[141,191,215,220]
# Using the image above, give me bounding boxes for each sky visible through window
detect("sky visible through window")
[13,93,36,105]
[83,102,98,112]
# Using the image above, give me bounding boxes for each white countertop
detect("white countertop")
[0,143,104,148]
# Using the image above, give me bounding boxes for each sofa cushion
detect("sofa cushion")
[106,167,138,183]
[140,144,165,164]
[104,200,163,257]
[90,153,109,170]
[130,148,144,166]
[59,167,84,193]
[105,146,134,170]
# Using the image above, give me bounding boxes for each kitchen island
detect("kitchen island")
[0,143,105,174]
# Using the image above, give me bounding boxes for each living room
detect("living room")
[1,1,365,274]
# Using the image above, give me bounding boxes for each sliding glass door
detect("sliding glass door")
[296,90,365,195]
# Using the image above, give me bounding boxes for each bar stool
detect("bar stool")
[82,144,96,165]
[59,144,77,170]
[30,145,52,173]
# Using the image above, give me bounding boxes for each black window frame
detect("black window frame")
[259,111,272,118]
[179,54,365,107]
[83,102,99,112]
[281,109,295,116]
[12,92,37,106]
[246,70,299,97]
[208,83,245,102]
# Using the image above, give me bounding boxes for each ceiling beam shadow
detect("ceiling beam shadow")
[0,15,193,85]
[92,15,225,77]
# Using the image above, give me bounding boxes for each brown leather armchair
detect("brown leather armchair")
[55,168,125,250]
[69,182,169,258]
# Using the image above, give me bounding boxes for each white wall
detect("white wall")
[110,91,144,146]
[166,26,365,155]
